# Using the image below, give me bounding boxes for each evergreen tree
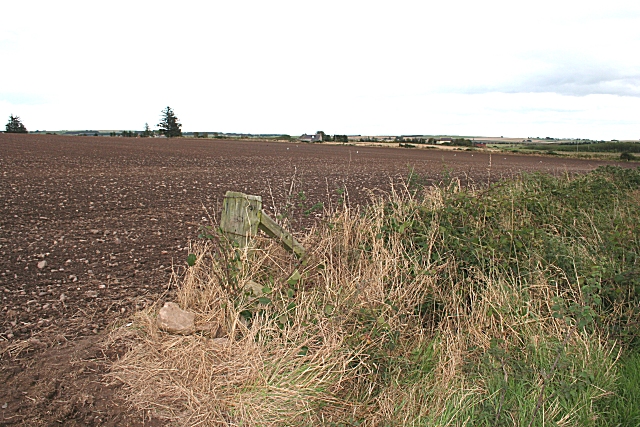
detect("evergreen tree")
[5,115,28,133]
[142,123,152,137]
[157,106,182,137]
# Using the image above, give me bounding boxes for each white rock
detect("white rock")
[37,260,47,269]
[157,302,195,334]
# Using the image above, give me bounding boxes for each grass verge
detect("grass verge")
[110,166,640,426]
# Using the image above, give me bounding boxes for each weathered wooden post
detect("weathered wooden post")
[220,191,262,248]
[220,191,306,258]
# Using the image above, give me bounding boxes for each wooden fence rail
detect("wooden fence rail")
[220,191,306,258]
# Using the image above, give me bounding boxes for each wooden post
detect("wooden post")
[220,191,262,247]
[219,191,306,258]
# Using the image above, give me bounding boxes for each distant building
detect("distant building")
[299,132,324,143]
[438,137,452,144]
[473,142,487,148]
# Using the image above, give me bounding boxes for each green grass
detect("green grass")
[598,350,640,427]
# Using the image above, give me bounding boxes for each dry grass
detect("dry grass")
[109,182,618,426]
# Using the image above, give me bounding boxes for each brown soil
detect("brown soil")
[0,133,634,425]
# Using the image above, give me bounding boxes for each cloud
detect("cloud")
[439,63,640,98]
[0,92,49,106]
[505,68,640,98]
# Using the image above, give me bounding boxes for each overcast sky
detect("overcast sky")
[1,0,639,139]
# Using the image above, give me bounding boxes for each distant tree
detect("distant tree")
[157,106,182,138]
[142,123,152,137]
[193,131,199,138]
[317,131,334,142]
[621,152,637,161]
[334,135,349,143]
[453,138,473,147]
[5,115,28,133]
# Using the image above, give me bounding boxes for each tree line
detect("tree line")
[4,106,183,138]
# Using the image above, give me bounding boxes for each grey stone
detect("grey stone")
[157,302,195,334]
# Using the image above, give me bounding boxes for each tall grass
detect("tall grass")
[110,166,640,426]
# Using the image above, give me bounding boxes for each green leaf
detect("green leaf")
[258,297,272,305]
[298,346,309,356]
[187,253,196,266]
[324,304,335,316]
[287,270,301,286]
[398,220,412,233]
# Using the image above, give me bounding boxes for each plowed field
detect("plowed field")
[0,133,634,425]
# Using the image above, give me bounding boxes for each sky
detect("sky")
[1,0,639,140]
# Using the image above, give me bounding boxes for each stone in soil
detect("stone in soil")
[157,302,195,334]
